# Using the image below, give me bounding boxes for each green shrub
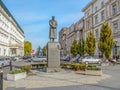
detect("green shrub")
[61,63,86,71]
[31,63,47,68]
[60,63,71,68]
[0,70,3,73]
[87,65,96,68]
[71,63,86,71]
[22,65,31,74]
[39,63,46,67]
[9,69,24,74]
[87,66,101,71]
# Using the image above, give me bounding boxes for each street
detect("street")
[3,62,120,90]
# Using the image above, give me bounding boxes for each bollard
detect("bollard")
[10,60,12,71]
[0,70,3,90]
[1,64,4,70]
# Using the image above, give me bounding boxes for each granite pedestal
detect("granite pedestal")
[47,42,60,72]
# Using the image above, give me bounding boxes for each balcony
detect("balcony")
[9,44,23,49]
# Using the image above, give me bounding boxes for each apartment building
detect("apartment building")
[59,27,68,56]
[74,17,84,41]
[0,1,24,56]
[59,18,84,56]
[82,0,120,57]
[59,0,120,57]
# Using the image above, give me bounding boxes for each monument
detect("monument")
[49,16,57,42]
[47,16,60,72]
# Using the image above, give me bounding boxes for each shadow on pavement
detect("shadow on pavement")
[6,84,120,90]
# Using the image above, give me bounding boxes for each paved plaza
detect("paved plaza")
[3,65,120,90]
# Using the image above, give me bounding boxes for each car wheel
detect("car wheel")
[85,62,89,65]
[98,62,101,65]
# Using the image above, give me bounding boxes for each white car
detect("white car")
[39,56,47,62]
[81,56,101,65]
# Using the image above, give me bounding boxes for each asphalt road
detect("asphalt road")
[5,64,120,90]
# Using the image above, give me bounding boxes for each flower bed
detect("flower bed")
[76,65,102,76]
[7,69,27,81]
[31,63,47,72]
[61,63,86,71]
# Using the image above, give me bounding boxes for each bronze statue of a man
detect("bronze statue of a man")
[49,16,57,42]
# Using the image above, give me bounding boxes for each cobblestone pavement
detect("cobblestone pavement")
[4,67,111,90]
[3,65,120,90]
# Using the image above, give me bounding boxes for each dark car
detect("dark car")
[60,55,70,62]
[70,56,80,63]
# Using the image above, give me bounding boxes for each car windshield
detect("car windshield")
[84,56,96,59]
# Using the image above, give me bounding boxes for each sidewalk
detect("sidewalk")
[4,69,111,90]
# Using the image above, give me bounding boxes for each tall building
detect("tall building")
[59,18,84,56]
[59,0,120,57]
[0,1,24,56]
[59,27,68,56]
[74,17,84,41]
[82,0,120,57]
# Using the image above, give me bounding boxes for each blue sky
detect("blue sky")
[3,0,91,51]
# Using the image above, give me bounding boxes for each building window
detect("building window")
[4,49,6,56]
[85,9,90,17]
[112,3,117,15]
[87,20,90,29]
[101,10,105,21]
[95,6,97,12]
[95,15,98,24]
[113,21,119,33]
[101,1,104,8]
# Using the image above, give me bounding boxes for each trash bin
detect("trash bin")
[0,70,3,90]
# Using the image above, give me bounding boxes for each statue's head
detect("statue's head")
[52,16,55,20]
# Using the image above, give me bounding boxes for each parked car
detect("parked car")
[80,56,101,65]
[70,56,80,63]
[60,55,70,61]
[3,57,11,65]
[39,56,47,62]
[32,56,46,62]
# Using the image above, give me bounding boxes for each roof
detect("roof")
[82,0,96,12]
[0,0,24,34]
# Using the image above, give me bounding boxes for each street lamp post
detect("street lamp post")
[10,60,12,71]
[115,41,117,60]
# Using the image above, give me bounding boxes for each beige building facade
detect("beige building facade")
[59,18,84,56]
[83,0,120,57]
[59,0,120,57]
[59,28,68,56]
[0,1,24,56]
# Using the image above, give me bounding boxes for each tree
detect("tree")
[42,46,47,56]
[84,41,88,54]
[98,22,115,59]
[35,46,41,56]
[85,30,95,56]
[24,41,32,55]
[70,40,78,56]
[77,39,85,56]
